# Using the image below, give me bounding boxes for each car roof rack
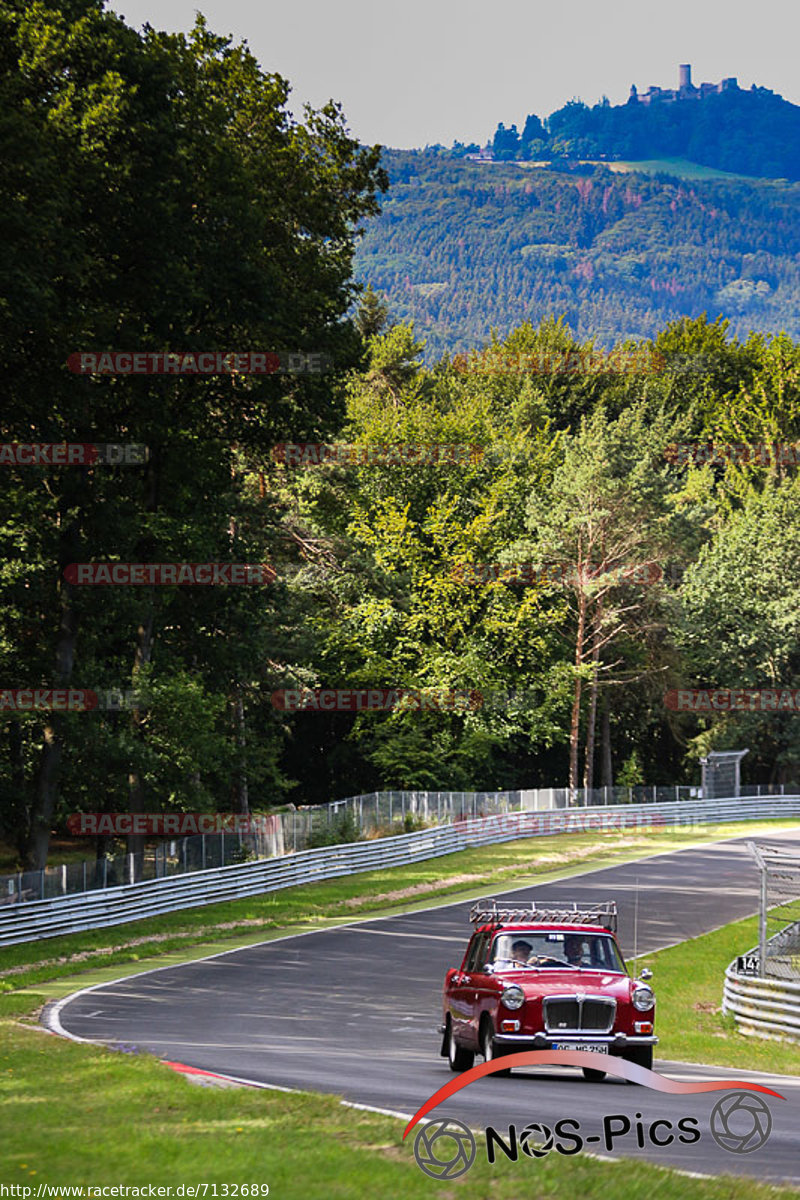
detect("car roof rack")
[469,898,617,934]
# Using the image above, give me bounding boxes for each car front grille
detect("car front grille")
[543,995,616,1034]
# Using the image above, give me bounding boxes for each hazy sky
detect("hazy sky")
[112,0,800,148]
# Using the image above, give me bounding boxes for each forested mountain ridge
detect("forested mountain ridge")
[353,150,800,361]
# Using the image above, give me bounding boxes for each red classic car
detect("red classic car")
[440,898,656,1081]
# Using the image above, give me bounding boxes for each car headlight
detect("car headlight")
[501,985,525,1010]
[632,985,655,1012]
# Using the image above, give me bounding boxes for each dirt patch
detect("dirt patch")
[0,921,278,979]
[488,836,644,876]
[343,875,485,908]
[343,836,648,909]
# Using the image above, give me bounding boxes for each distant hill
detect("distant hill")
[353,151,800,361]
[544,90,800,180]
[475,71,800,182]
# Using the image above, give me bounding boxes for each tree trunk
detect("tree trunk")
[582,599,604,797]
[568,539,587,802]
[8,719,27,861]
[601,694,613,789]
[126,450,160,875]
[232,691,249,816]
[127,607,154,875]
[29,723,62,870]
[95,834,111,887]
[25,516,80,869]
[582,680,598,796]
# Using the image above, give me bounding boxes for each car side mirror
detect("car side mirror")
[483,963,495,975]
[639,967,653,980]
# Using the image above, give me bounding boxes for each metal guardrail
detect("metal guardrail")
[2,794,799,947]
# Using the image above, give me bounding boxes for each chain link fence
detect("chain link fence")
[1,821,285,906]
[322,781,795,828]
[2,781,796,907]
[749,841,800,980]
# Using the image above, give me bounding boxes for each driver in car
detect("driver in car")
[563,934,587,966]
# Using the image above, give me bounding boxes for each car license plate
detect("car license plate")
[553,1043,608,1054]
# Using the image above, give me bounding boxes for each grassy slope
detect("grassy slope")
[634,912,800,1074]
[578,158,758,181]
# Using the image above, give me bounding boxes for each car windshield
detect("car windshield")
[490,931,625,972]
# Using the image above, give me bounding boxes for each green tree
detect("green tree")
[355,284,390,341]
[0,1,386,867]
[520,402,687,795]
[672,478,800,781]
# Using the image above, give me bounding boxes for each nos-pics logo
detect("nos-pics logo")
[413,1118,476,1180]
[406,1051,783,1179]
[412,1093,774,1180]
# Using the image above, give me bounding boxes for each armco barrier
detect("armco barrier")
[723,957,800,1043]
[2,794,799,947]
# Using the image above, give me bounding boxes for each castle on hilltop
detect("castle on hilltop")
[630,64,740,105]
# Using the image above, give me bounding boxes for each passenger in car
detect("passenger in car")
[510,939,533,966]
[564,935,588,966]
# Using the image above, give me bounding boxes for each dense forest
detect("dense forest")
[353,150,800,361]
[479,85,800,180]
[2,2,799,871]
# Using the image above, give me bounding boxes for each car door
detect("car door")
[469,932,498,1045]
[449,931,488,1047]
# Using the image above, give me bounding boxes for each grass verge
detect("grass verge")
[2,1001,800,1198]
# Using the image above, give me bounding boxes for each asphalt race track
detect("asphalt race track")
[51,831,800,1184]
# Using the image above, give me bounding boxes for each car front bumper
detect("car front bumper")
[492,1032,658,1049]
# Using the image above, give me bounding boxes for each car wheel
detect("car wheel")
[582,1067,607,1082]
[481,1019,511,1076]
[447,1021,474,1072]
[623,1045,653,1077]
